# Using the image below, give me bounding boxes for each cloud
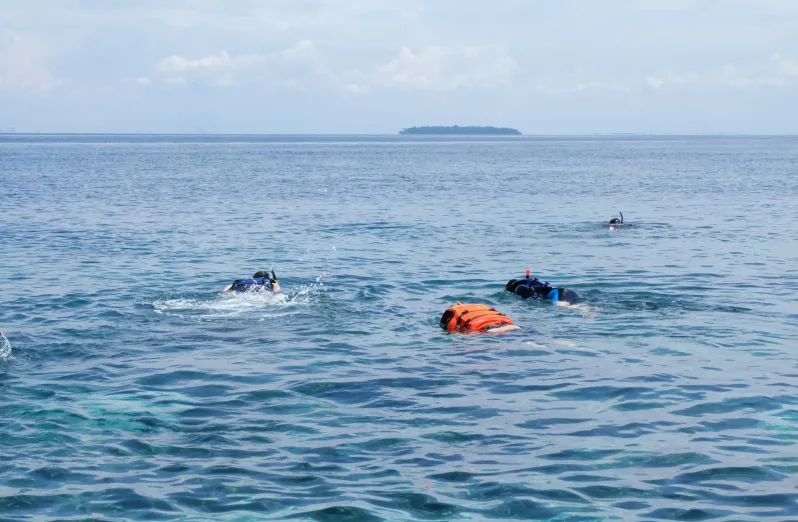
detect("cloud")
[345,83,370,93]
[646,75,664,89]
[159,50,238,73]
[771,53,798,77]
[144,41,635,98]
[145,40,326,87]
[0,31,58,91]
[345,45,519,92]
[645,54,798,91]
[716,63,787,88]
[144,41,519,93]
[533,80,630,94]
[633,0,696,11]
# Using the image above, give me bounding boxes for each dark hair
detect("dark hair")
[253,271,269,278]
[609,218,620,224]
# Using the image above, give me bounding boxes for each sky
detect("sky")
[1,0,797,134]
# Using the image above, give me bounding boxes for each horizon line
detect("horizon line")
[1,132,797,137]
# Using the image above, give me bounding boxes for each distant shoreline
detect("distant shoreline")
[399,126,522,135]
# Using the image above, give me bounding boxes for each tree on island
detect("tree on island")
[399,125,521,135]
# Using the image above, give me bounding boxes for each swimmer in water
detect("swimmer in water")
[223,270,280,293]
[506,269,581,304]
[439,302,520,334]
[608,211,630,230]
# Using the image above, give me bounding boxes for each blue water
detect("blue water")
[2,134,798,521]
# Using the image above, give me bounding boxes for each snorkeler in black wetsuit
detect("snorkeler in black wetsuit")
[222,271,280,293]
[608,212,631,229]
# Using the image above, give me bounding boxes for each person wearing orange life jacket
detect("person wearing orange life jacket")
[439,302,519,334]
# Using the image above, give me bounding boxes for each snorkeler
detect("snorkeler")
[223,270,280,293]
[439,302,519,334]
[505,269,581,304]
[608,212,631,230]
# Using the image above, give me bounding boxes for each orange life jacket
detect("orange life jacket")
[439,302,514,334]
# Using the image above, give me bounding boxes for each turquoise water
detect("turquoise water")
[2,134,798,521]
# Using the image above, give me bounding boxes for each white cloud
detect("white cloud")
[0,31,58,91]
[276,39,317,62]
[771,53,798,77]
[146,40,326,87]
[647,54,798,90]
[346,83,370,93]
[348,45,519,92]
[634,0,696,11]
[717,63,786,88]
[644,71,701,88]
[646,75,664,89]
[159,50,234,73]
[534,80,630,94]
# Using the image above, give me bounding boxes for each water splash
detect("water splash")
[0,332,11,361]
[151,282,326,319]
[556,300,599,318]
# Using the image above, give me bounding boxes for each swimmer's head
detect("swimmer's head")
[253,270,280,293]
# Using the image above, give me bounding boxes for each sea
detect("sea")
[1,134,798,521]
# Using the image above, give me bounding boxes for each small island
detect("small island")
[399,125,521,136]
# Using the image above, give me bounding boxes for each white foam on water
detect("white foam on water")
[556,300,599,318]
[551,339,578,348]
[524,341,548,349]
[153,284,322,319]
[0,334,11,361]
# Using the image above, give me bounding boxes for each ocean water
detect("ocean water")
[1,134,798,521]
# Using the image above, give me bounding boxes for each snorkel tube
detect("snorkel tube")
[270,270,280,293]
[609,211,626,229]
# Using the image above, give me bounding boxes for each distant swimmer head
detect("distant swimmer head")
[608,211,625,226]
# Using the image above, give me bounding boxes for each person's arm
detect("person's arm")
[222,284,233,292]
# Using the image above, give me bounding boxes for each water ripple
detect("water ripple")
[2,135,798,520]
